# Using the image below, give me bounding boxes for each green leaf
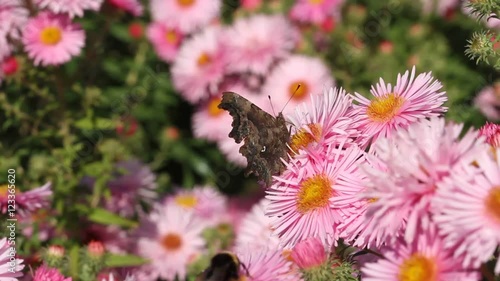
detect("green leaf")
[105,253,149,267]
[87,208,138,228]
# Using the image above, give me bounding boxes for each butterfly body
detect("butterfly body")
[218,92,290,186]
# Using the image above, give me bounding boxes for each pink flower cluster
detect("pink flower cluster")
[258,65,500,279]
[0,0,144,83]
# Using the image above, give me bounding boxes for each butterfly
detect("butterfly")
[218,92,290,186]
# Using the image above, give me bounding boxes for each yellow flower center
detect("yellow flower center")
[40,26,62,45]
[161,233,182,251]
[175,195,198,208]
[289,81,309,102]
[177,0,195,7]
[366,93,405,123]
[296,174,333,214]
[485,186,500,224]
[0,184,8,198]
[309,0,324,4]
[290,123,322,154]
[398,254,437,281]
[208,96,224,117]
[197,52,212,67]
[165,30,179,44]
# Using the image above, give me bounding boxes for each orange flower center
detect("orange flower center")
[398,254,437,281]
[175,194,198,208]
[208,96,224,116]
[40,26,62,45]
[197,52,212,67]
[485,186,500,224]
[161,233,182,251]
[290,123,322,153]
[366,93,405,123]
[177,0,195,7]
[165,30,179,45]
[296,174,332,214]
[289,81,309,101]
[309,0,324,4]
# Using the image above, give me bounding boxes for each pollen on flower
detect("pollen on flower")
[208,97,224,116]
[290,123,322,153]
[484,186,500,224]
[282,249,294,262]
[367,93,405,123]
[40,27,62,45]
[177,0,196,8]
[289,81,309,101]
[165,30,180,45]
[308,0,324,4]
[398,254,437,281]
[197,52,212,67]
[175,195,198,208]
[161,233,182,250]
[296,174,333,214]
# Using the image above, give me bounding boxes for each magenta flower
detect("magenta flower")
[361,225,479,280]
[0,238,24,280]
[290,237,327,269]
[266,145,367,248]
[223,14,299,75]
[22,12,85,66]
[361,117,487,244]
[33,265,71,281]
[33,0,103,18]
[432,147,500,274]
[352,66,447,142]
[0,182,52,218]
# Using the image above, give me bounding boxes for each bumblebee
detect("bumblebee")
[196,251,249,281]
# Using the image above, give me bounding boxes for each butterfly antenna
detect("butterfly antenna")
[281,84,301,113]
[268,95,277,116]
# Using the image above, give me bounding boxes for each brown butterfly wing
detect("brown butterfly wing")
[218,92,290,186]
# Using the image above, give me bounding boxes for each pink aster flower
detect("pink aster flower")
[290,237,327,269]
[432,147,500,274]
[479,122,500,148]
[266,145,368,248]
[362,225,479,280]
[287,87,363,155]
[34,0,103,18]
[235,198,282,250]
[150,0,220,33]
[171,25,227,104]
[223,14,300,75]
[134,203,205,281]
[33,264,71,281]
[0,182,52,218]
[352,66,447,142]
[0,238,24,280]
[108,0,143,16]
[261,55,334,116]
[105,159,157,217]
[474,84,500,121]
[146,22,183,63]
[236,246,301,281]
[289,0,344,24]
[167,185,227,227]
[22,12,85,66]
[362,117,487,245]
[0,0,28,43]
